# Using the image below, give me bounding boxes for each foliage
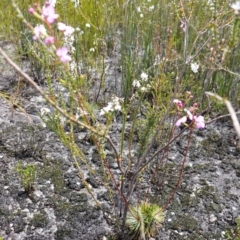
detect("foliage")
[126,201,166,240]
[15,161,37,194]
[226,217,240,240]
[1,0,239,104]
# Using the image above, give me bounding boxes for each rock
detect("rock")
[209,215,217,223]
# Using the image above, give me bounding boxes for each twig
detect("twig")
[206,111,240,124]
[206,91,240,137]
[163,129,193,209]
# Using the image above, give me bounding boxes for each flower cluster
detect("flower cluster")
[32,24,47,40]
[132,72,151,93]
[28,2,75,64]
[100,96,123,116]
[136,2,156,18]
[40,107,51,116]
[190,62,199,73]
[56,47,71,63]
[173,93,205,129]
[42,3,59,24]
[230,1,240,15]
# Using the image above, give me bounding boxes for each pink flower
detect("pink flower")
[56,47,71,63]
[57,22,75,35]
[175,110,205,129]
[28,7,35,14]
[42,4,59,24]
[44,36,55,44]
[194,115,205,129]
[176,116,187,127]
[33,24,47,40]
[193,102,198,108]
[188,111,205,129]
[173,99,183,108]
[57,22,67,31]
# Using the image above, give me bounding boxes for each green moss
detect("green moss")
[30,213,48,228]
[55,228,72,240]
[39,162,66,195]
[170,214,198,232]
[194,163,211,171]
[69,202,89,214]
[200,139,215,154]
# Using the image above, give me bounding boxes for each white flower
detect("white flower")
[48,0,57,7]
[149,5,155,11]
[140,72,148,81]
[230,1,240,14]
[190,62,199,73]
[99,109,106,116]
[140,13,144,18]
[89,48,95,52]
[114,104,121,111]
[137,7,141,12]
[71,0,80,8]
[60,116,66,125]
[40,107,51,116]
[100,104,112,115]
[132,80,141,88]
[75,112,80,119]
[146,84,151,89]
[99,96,122,115]
[86,23,91,28]
[77,107,88,117]
[112,96,122,111]
[140,86,147,92]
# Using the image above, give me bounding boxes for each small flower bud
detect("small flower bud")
[44,36,55,44]
[28,7,35,14]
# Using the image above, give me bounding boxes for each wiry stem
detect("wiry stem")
[163,129,193,210]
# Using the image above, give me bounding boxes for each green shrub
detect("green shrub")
[15,161,36,194]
